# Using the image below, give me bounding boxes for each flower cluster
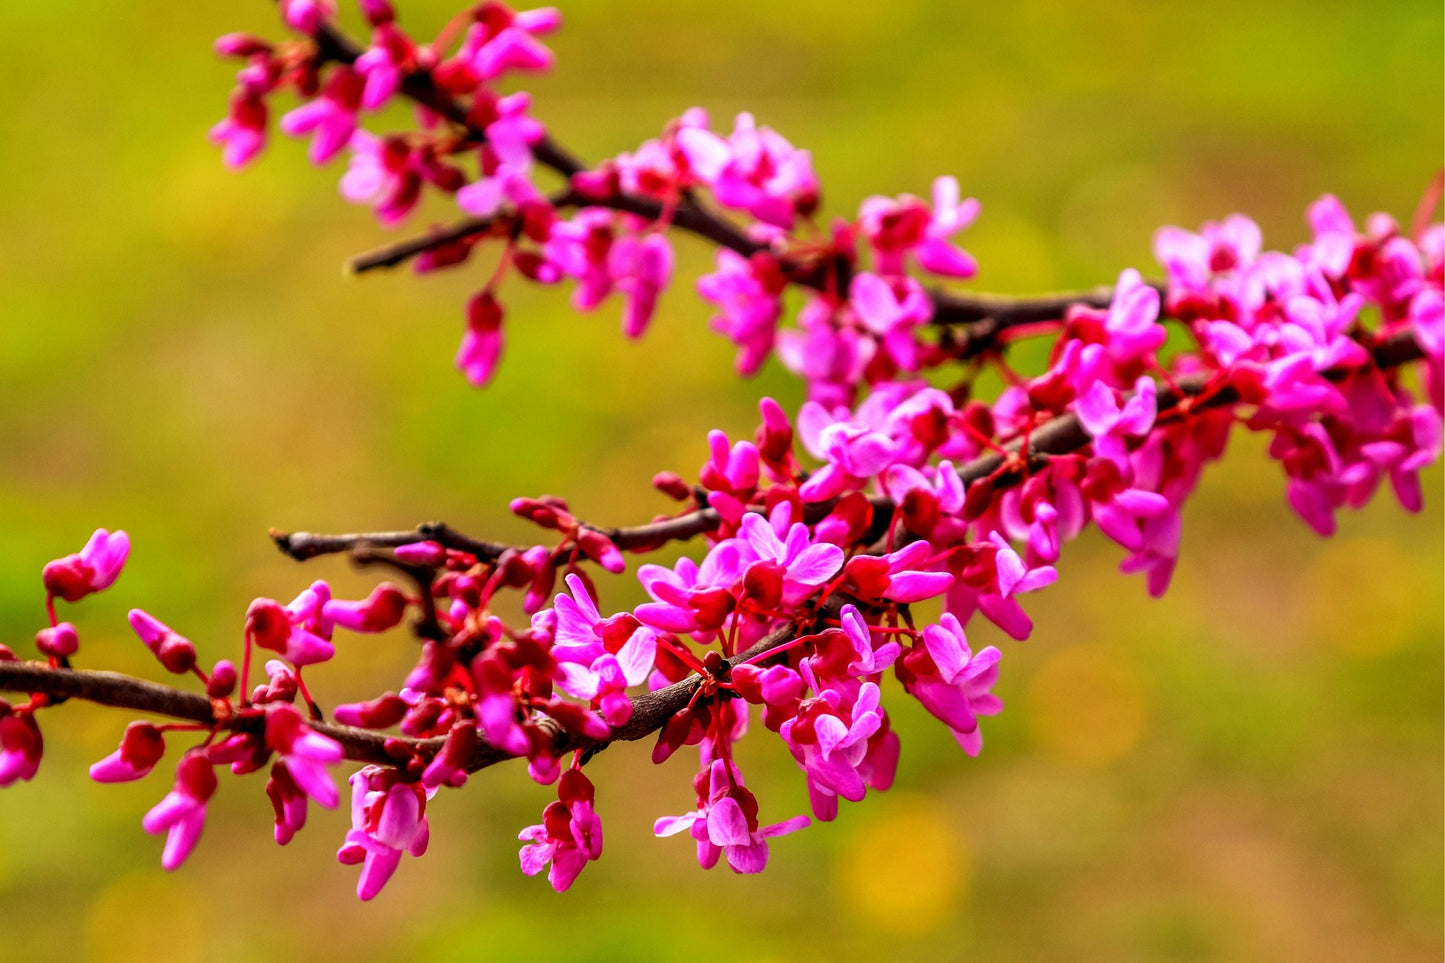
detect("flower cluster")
[0,0,1437,907]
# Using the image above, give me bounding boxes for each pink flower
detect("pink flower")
[795,400,902,501]
[1154,213,1262,290]
[453,5,561,82]
[279,0,336,34]
[127,609,198,674]
[675,112,819,228]
[209,91,269,169]
[736,505,845,601]
[90,722,166,784]
[780,682,885,818]
[322,582,410,634]
[1076,374,1158,469]
[266,704,343,808]
[42,528,130,603]
[849,272,933,371]
[456,290,506,386]
[519,769,602,892]
[654,760,809,873]
[337,768,431,901]
[609,232,674,338]
[142,750,217,870]
[280,67,363,165]
[0,708,43,787]
[339,131,423,225]
[245,596,336,668]
[698,251,785,375]
[898,613,1002,757]
[858,176,979,278]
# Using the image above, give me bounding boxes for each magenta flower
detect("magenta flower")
[609,232,674,338]
[1154,213,1262,290]
[456,290,506,386]
[796,400,902,501]
[849,272,933,372]
[858,176,979,278]
[634,542,743,635]
[142,750,217,870]
[337,768,431,901]
[127,609,198,674]
[279,0,336,34]
[266,704,343,809]
[698,251,784,375]
[279,67,363,165]
[898,613,1002,757]
[518,769,602,892]
[0,709,43,787]
[1076,374,1158,469]
[454,5,561,82]
[42,528,130,604]
[654,759,809,873]
[339,131,422,225]
[781,682,885,818]
[736,505,845,600]
[245,596,336,668]
[675,112,818,228]
[209,90,269,169]
[322,582,409,634]
[90,722,166,784]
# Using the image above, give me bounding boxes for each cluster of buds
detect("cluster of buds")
[0,0,1436,907]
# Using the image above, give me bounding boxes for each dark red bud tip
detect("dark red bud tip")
[652,471,692,501]
[158,636,197,674]
[207,660,238,699]
[558,767,595,806]
[121,722,167,770]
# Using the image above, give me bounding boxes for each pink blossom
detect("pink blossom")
[337,768,431,900]
[90,722,166,784]
[279,0,336,34]
[266,704,343,808]
[849,272,933,371]
[339,131,423,225]
[780,682,884,817]
[453,5,561,82]
[456,290,506,386]
[280,67,363,165]
[698,250,785,375]
[0,709,43,787]
[654,760,808,873]
[209,91,269,169]
[675,112,818,228]
[609,232,674,338]
[858,175,979,278]
[142,750,217,870]
[127,609,198,674]
[898,613,1002,757]
[735,505,845,600]
[518,769,602,891]
[42,528,130,604]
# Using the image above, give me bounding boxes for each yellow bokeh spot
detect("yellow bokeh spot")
[1028,645,1146,764]
[86,873,207,963]
[834,795,968,935]
[1301,538,1434,657]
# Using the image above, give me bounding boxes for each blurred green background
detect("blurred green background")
[0,1,1440,960]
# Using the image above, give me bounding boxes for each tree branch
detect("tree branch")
[311,17,1147,337]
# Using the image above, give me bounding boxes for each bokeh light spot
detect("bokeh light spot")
[1028,644,1147,764]
[1300,538,1432,657]
[834,795,968,935]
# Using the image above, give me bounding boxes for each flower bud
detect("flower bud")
[35,622,80,659]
